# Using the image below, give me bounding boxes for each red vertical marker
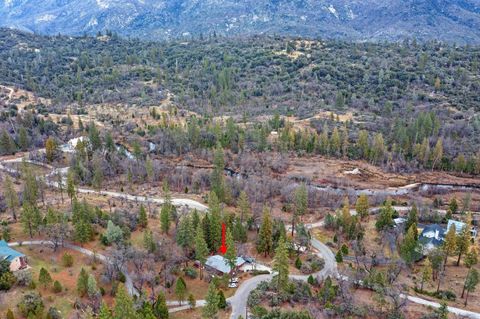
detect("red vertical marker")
[219,223,227,255]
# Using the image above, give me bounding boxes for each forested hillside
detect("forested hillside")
[1,28,480,173]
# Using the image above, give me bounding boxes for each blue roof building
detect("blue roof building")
[0,240,28,271]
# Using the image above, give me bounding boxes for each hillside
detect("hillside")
[1,0,480,43]
[1,29,480,170]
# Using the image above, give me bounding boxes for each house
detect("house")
[0,240,28,272]
[418,224,445,254]
[205,255,246,275]
[446,219,478,240]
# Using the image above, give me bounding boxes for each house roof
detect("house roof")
[205,255,245,274]
[418,235,444,248]
[0,240,25,262]
[447,219,466,234]
[420,224,445,238]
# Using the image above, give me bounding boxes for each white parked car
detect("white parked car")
[229,277,239,283]
[228,282,238,288]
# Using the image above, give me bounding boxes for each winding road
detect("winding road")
[2,148,480,318]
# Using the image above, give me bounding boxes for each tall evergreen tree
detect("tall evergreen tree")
[443,224,457,269]
[160,181,171,234]
[153,292,169,319]
[224,229,236,276]
[210,143,225,202]
[400,225,418,266]
[195,224,209,280]
[202,282,219,319]
[175,277,187,305]
[355,194,369,220]
[208,192,222,252]
[114,285,139,319]
[273,237,290,292]
[21,203,41,238]
[257,206,273,257]
[456,214,472,266]
[138,204,148,228]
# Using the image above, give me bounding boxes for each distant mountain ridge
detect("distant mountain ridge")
[1,0,480,43]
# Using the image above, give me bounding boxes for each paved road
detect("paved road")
[3,151,480,318]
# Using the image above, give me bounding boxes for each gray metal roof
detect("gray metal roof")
[205,255,245,274]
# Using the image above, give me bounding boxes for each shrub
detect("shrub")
[252,270,270,276]
[46,307,62,319]
[17,291,44,317]
[14,269,32,286]
[341,244,349,255]
[295,257,303,269]
[53,281,62,293]
[0,271,16,290]
[61,253,74,267]
[184,267,198,279]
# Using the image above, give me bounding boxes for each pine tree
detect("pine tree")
[202,282,219,319]
[257,206,273,257]
[18,126,29,151]
[210,143,225,202]
[87,274,99,298]
[443,224,457,269]
[92,156,104,191]
[98,302,113,319]
[217,290,227,309]
[456,214,472,266]
[114,285,139,319]
[273,237,290,292]
[292,183,308,235]
[195,224,209,279]
[420,258,432,291]
[357,130,369,159]
[6,309,14,319]
[77,268,89,297]
[45,137,57,163]
[449,198,458,215]
[160,181,171,234]
[21,203,41,238]
[88,122,102,151]
[38,267,52,288]
[237,191,250,224]
[355,194,369,220]
[464,269,479,306]
[400,225,418,266]
[462,247,478,298]
[4,175,19,221]
[175,277,187,305]
[22,162,38,206]
[176,215,194,251]
[143,229,156,253]
[138,205,148,228]
[208,192,222,252]
[0,129,15,155]
[330,127,341,156]
[153,292,169,319]
[224,229,236,275]
[141,303,156,319]
[375,199,394,231]
[405,204,418,240]
[66,170,76,207]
